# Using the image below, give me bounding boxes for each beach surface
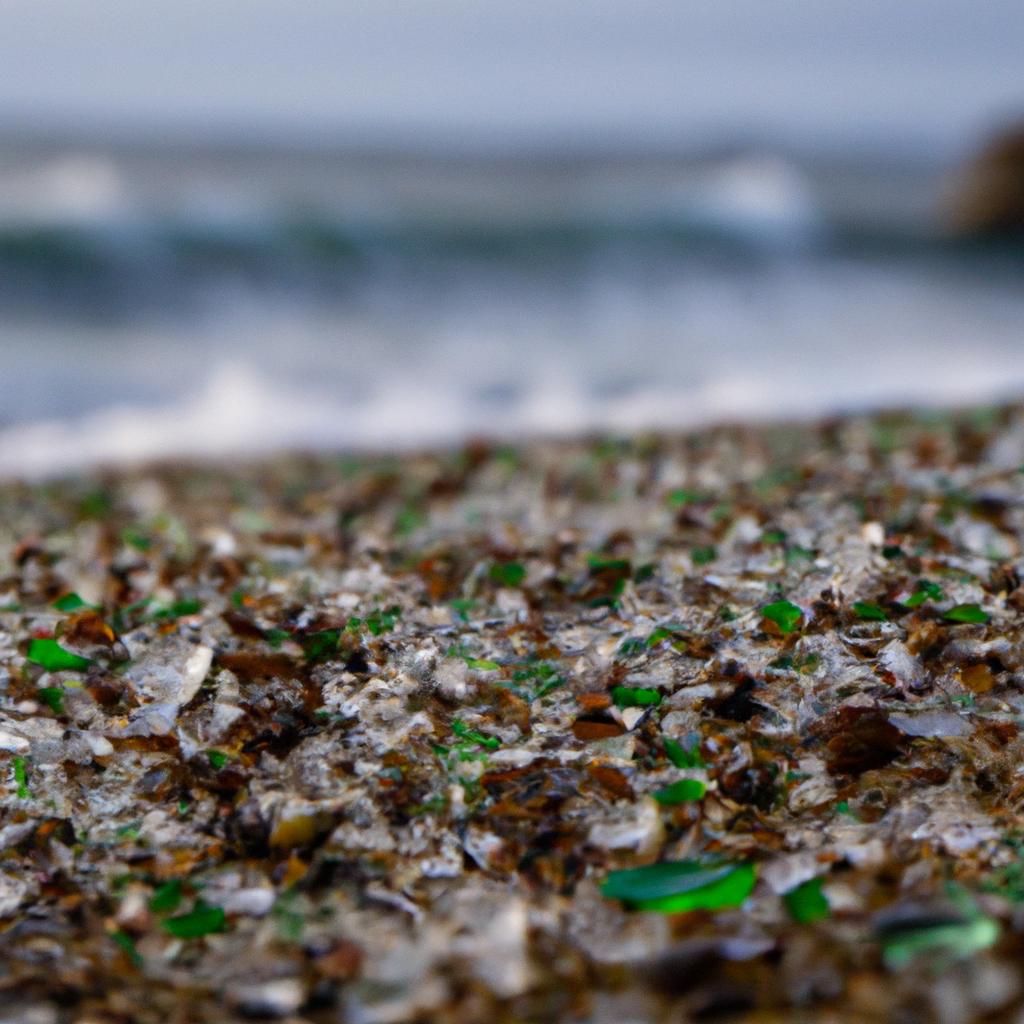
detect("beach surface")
[3,406,1024,1021]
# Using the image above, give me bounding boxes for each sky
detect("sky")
[1,0,1023,155]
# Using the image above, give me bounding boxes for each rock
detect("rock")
[948,122,1024,236]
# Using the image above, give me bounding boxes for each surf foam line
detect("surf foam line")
[2,358,1023,480]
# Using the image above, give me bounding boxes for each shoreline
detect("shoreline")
[2,405,1024,1021]
[4,376,1024,483]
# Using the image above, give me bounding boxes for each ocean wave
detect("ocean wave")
[0,145,999,321]
[2,143,1023,475]
[3,217,1019,327]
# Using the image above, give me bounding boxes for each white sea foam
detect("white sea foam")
[2,344,1022,480]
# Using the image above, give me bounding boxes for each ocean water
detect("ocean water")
[1,138,1023,475]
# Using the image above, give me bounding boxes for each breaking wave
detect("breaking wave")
[3,337,1024,478]
[1,145,1016,321]
[2,140,1024,476]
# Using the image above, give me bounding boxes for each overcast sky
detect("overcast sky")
[2,0,1023,153]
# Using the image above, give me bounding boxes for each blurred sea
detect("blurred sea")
[1,134,1023,475]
